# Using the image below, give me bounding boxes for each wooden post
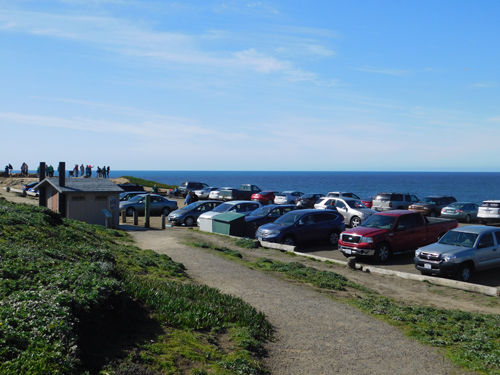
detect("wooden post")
[161,214,166,229]
[133,210,138,225]
[121,210,126,223]
[38,162,47,207]
[144,194,151,228]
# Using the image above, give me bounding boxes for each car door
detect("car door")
[391,214,424,251]
[293,213,316,242]
[312,212,335,241]
[475,232,497,270]
[334,199,348,224]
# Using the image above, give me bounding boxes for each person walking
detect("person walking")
[184,190,193,206]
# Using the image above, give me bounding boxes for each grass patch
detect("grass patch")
[187,241,243,259]
[233,238,259,249]
[0,200,271,374]
[121,176,177,190]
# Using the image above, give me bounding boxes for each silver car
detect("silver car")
[440,202,478,223]
[372,192,419,211]
[274,191,304,204]
[120,194,178,216]
[194,186,218,199]
[317,197,375,227]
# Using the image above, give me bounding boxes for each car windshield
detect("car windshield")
[249,206,274,217]
[274,211,303,226]
[422,197,437,204]
[439,231,478,247]
[448,202,465,209]
[212,203,232,212]
[361,215,396,229]
[345,200,366,209]
[181,202,202,211]
[128,195,146,202]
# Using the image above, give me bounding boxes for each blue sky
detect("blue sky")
[1,0,499,171]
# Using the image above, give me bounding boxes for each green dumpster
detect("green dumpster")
[212,212,247,237]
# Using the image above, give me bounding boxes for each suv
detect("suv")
[477,200,500,224]
[274,191,304,204]
[296,193,325,209]
[255,209,345,247]
[409,196,457,217]
[179,181,209,197]
[371,193,419,212]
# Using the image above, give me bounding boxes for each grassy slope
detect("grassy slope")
[120,176,177,190]
[0,199,271,375]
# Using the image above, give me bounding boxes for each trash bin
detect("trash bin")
[198,215,215,233]
[212,212,247,237]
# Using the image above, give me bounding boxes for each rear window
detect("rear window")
[375,194,391,201]
[482,202,500,208]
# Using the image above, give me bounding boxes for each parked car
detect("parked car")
[321,197,376,227]
[245,204,296,237]
[361,198,373,208]
[194,186,218,199]
[409,196,457,217]
[179,181,209,197]
[274,191,304,204]
[167,200,223,226]
[120,194,178,216]
[326,192,361,199]
[119,191,146,202]
[255,209,345,247]
[314,197,339,210]
[22,181,39,196]
[251,190,279,205]
[477,200,500,224]
[197,200,262,225]
[208,187,234,200]
[219,184,262,201]
[338,210,458,263]
[440,202,479,223]
[296,193,325,209]
[414,225,500,281]
[371,192,420,212]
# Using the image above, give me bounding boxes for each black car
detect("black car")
[245,204,297,238]
[167,200,223,226]
[255,209,345,247]
[296,193,325,209]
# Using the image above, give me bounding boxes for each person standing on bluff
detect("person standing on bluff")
[80,164,84,177]
[47,165,54,177]
[20,162,28,176]
[106,166,110,178]
[73,164,79,177]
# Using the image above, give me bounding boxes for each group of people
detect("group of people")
[3,163,13,176]
[70,164,110,178]
[3,162,30,177]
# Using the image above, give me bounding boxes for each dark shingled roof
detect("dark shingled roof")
[35,177,123,194]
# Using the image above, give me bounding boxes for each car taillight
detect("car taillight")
[456,210,463,213]
[441,208,445,213]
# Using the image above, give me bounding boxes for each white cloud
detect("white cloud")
[355,66,410,76]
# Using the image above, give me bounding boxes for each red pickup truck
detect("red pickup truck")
[338,210,457,263]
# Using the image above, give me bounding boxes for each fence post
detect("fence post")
[133,210,138,225]
[161,214,166,229]
[121,210,126,223]
[144,194,150,228]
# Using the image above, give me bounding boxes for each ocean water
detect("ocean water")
[109,171,500,204]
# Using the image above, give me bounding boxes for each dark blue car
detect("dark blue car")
[245,204,297,238]
[255,209,345,247]
[167,200,223,226]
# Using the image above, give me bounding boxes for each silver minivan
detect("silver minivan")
[371,192,419,212]
[477,200,500,224]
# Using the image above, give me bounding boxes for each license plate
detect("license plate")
[424,263,432,269]
[343,248,352,255]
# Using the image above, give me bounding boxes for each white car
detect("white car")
[326,191,361,199]
[194,186,218,199]
[197,200,262,226]
[315,197,375,227]
[477,200,500,224]
[274,191,304,204]
[208,187,233,200]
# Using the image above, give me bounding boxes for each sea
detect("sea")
[108,171,500,204]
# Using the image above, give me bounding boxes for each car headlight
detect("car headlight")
[415,249,421,256]
[360,236,373,243]
[443,255,456,262]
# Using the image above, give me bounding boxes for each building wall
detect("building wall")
[65,192,120,228]
[46,187,59,212]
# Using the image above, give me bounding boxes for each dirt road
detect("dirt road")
[130,227,472,375]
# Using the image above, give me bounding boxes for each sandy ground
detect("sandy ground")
[130,227,474,375]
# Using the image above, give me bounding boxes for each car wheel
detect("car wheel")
[184,216,195,226]
[283,236,295,246]
[350,216,361,227]
[457,263,473,282]
[375,243,391,263]
[465,214,472,223]
[329,231,339,246]
[126,207,135,216]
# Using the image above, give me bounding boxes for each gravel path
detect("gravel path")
[130,229,470,375]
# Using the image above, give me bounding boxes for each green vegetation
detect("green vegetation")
[187,241,243,259]
[233,238,259,249]
[186,238,500,375]
[121,176,177,190]
[0,199,271,374]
